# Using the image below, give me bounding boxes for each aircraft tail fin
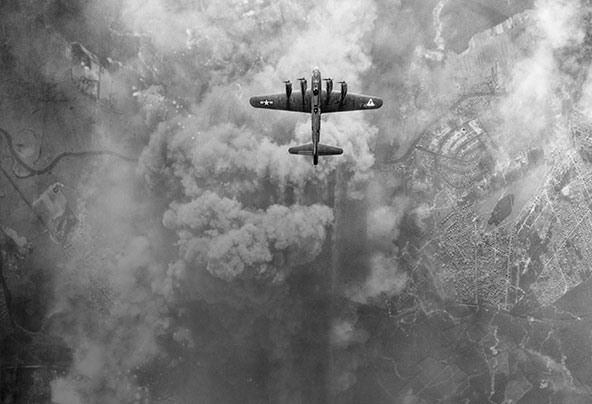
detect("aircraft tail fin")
[288,143,343,156]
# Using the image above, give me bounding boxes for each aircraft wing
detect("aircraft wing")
[249,92,310,113]
[322,92,383,113]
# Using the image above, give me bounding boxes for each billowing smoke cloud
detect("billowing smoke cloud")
[340,166,411,304]
[364,0,448,159]
[17,0,388,402]
[367,201,406,246]
[346,252,408,304]
[163,191,334,282]
[49,217,172,402]
[537,0,585,48]
[342,193,410,304]
[129,0,386,294]
[496,0,587,152]
[274,0,376,82]
[12,0,578,403]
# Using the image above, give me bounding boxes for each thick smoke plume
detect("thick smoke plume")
[163,192,334,282]
[346,252,408,304]
[0,0,394,403]
[47,167,173,402]
[132,0,383,288]
[496,0,588,153]
[10,0,583,403]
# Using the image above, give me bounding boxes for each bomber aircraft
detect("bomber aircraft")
[250,67,383,165]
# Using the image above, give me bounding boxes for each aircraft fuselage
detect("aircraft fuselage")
[311,67,322,164]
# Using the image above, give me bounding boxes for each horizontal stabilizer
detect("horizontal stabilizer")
[317,143,343,156]
[288,143,314,156]
[288,143,343,156]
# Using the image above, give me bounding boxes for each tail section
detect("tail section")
[288,143,343,165]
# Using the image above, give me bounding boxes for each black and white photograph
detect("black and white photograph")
[2,0,592,403]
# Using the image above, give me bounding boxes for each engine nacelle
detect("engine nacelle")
[340,81,348,104]
[324,78,333,103]
[298,77,307,95]
[284,80,292,99]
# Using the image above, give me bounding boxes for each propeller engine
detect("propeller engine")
[339,81,348,104]
[323,78,333,104]
[297,77,307,95]
[284,80,292,99]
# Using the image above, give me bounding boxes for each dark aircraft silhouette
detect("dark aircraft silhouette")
[250,67,383,165]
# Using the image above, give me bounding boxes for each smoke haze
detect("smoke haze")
[2,0,591,403]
